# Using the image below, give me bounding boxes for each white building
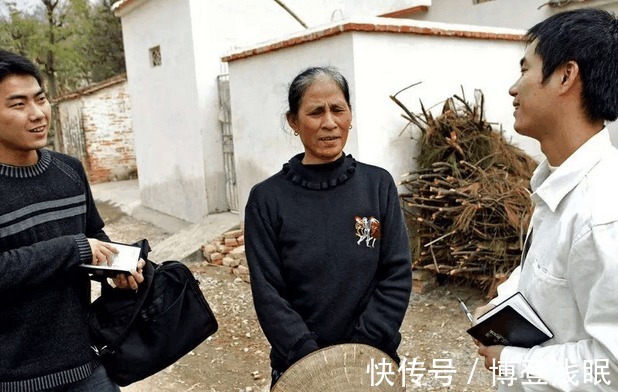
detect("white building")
[113,0,618,223]
[224,19,529,220]
[112,0,429,222]
[408,0,618,30]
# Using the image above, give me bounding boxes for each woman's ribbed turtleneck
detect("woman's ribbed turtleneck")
[282,152,357,190]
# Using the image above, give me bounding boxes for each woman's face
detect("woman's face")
[287,78,352,165]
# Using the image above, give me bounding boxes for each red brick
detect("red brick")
[224,238,239,247]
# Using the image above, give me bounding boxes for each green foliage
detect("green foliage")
[0,3,45,58]
[0,0,125,97]
[84,0,126,82]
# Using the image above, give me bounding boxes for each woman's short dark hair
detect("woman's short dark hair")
[287,66,351,118]
[526,8,618,122]
[0,49,43,86]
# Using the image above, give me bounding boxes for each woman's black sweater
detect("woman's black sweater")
[245,153,412,372]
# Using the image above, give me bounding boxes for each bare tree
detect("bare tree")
[40,0,60,97]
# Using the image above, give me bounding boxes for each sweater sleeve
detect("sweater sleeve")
[245,196,319,369]
[351,178,412,358]
[0,234,92,295]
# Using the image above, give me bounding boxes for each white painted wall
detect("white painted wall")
[278,0,430,25]
[350,31,538,184]
[228,20,533,220]
[411,0,618,30]
[116,0,616,223]
[409,0,618,144]
[187,0,306,215]
[119,0,209,222]
[117,0,345,221]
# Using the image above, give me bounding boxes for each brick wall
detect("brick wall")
[55,75,137,184]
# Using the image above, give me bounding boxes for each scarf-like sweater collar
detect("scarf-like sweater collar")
[282,152,357,190]
[0,149,51,178]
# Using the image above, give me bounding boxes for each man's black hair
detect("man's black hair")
[0,49,43,86]
[526,9,618,122]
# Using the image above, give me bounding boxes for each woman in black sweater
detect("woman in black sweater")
[244,66,412,387]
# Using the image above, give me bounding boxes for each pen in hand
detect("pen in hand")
[458,297,475,324]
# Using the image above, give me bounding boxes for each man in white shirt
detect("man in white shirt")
[474,8,618,391]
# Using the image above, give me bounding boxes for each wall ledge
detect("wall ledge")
[53,74,127,103]
[222,18,525,63]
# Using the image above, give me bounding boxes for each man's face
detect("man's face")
[508,40,560,140]
[0,74,51,166]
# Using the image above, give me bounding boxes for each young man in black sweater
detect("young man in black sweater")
[0,50,144,391]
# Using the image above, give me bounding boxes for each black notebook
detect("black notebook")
[467,292,553,348]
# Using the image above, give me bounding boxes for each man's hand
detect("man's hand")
[476,342,505,373]
[473,303,496,323]
[472,303,503,373]
[113,258,146,290]
[87,239,117,266]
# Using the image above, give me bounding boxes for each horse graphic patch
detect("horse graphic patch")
[355,216,381,248]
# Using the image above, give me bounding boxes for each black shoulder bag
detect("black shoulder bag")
[89,239,218,386]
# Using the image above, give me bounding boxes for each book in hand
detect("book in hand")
[79,242,141,275]
[467,292,553,348]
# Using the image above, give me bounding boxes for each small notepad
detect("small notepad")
[80,242,141,273]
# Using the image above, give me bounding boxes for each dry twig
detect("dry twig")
[397,89,536,296]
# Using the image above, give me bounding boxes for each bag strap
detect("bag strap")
[99,239,157,349]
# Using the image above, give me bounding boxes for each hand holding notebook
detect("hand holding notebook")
[79,242,141,275]
[466,292,553,348]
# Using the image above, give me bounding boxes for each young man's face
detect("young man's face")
[0,74,51,166]
[508,40,560,140]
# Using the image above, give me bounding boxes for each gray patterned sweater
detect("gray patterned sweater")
[0,149,108,392]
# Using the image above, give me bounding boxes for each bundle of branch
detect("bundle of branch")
[392,89,537,296]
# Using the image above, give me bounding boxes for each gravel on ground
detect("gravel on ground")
[96,201,497,392]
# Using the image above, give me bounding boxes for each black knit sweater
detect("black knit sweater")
[0,149,108,392]
[245,153,412,372]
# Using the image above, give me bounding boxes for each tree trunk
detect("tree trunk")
[42,0,59,97]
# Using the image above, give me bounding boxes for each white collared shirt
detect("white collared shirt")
[491,129,618,391]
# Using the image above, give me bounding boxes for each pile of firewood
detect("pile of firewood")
[392,89,537,296]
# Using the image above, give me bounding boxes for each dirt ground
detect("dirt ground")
[97,202,497,392]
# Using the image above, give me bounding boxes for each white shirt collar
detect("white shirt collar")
[530,128,613,212]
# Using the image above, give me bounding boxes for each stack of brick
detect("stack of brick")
[201,228,250,283]
[412,269,437,294]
